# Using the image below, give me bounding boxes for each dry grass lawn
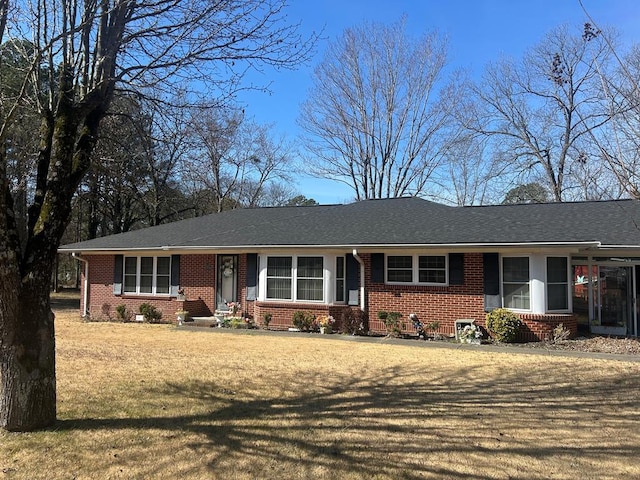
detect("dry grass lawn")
[2,296,640,479]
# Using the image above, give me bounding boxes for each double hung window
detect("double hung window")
[123,256,170,295]
[266,256,324,302]
[502,257,530,309]
[386,255,447,285]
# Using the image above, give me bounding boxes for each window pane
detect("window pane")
[548,284,568,310]
[124,275,137,293]
[547,257,567,283]
[267,278,291,299]
[336,279,345,302]
[388,256,412,283]
[156,276,170,294]
[140,274,153,293]
[336,256,345,278]
[388,270,413,282]
[388,256,412,269]
[419,256,445,269]
[297,257,323,278]
[503,283,530,309]
[297,279,323,301]
[336,257,345,303]
[419,270,446,284]
[124,257,137,274]
[157,257,170,275]
[140,257,153,275]
[503,257,529,282]
[267,257,292,277]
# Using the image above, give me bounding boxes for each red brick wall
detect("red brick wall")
[83,253,218,321]
[180,254,216,315]
[252,302,355,330]
[365,253,485,336]
[517,313,577,342]
[82,251,578,340]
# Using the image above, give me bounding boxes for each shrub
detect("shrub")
[378,311,403,337]
[292,311,315,331]
[340,309,368,335]
[485,308,522,343]
[551,323,571,343]
[139,303,163,323]
[115,304,132,322]
[262,312,272,329]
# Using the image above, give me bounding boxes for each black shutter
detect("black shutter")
[449,253,464,285]
[113,255,123,295]
[483,253,501,311]
[246,253,258,301]
[170,254,181,296]
[346,254,359,306]
[371,253,384,283]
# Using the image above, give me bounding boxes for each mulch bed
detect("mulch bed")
[513,335,640,355]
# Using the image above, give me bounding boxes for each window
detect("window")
[266,257,292,300]
[297,257,324,301]
[547,257,569,311]
[123,256,171,295]
[336,256,345,303]
[387,256,413,282]
[265,256,325,302]
[502,256,530,309]
[387,254,447,284]
[419,256,446,284]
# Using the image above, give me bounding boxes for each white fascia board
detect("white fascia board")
[59,240,603,255]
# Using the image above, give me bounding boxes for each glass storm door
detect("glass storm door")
[595,266,633,336]
[216,255,238,310]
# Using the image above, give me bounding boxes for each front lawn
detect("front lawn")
[1,303,639,479]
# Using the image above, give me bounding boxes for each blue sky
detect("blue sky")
[237,0,640,204]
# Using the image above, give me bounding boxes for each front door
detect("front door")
[216,255,238,310]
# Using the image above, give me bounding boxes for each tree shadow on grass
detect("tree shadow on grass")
[55,363,640,479]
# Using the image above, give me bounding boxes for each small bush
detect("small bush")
[378,311,403,337]
[115,304,132,322]
[262,312,272,329]
[551,323,571,343]
[292,311,315,331]
[340,309,368,335]
[139,303,163,323]
[486,308,522,343]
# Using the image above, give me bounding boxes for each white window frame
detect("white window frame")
[545,256,570,312]
[123,256,171,296]
[385,254,448,286]
[501,255,531,311]
[264,255,326,303]
[335,256,346,304]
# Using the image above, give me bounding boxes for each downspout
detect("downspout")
[352,249,366,311]
[72,253,89,317]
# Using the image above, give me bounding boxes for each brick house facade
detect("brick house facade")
[62,198,640,341]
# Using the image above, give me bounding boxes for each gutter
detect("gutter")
[72,253,89,317]
[58,240,605,254]
[352,249,366,311]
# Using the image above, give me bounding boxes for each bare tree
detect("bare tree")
[299,18,460,200]
[470,24,614,201]
[0,0,317,432]
[185,107,294,212]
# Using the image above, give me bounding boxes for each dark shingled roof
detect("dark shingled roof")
[58,197,640,252]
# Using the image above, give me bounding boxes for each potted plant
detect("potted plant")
[317,315,335,334]
[458,323,482,344]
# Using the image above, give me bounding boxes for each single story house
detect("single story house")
[58,197,640,341]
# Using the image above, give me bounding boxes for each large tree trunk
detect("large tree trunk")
[0,282,56,431]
